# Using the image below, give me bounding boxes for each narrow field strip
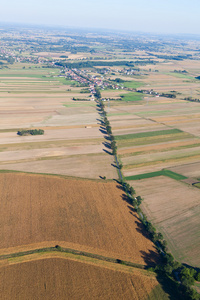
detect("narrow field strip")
[118,140,200,157]
[125,169,187,181]
[115,129,183,140]
[0,138,103,152]
[117,132,193,148]
[123,153,200,170]
[0,247,147,269]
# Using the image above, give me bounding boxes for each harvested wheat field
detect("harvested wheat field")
[0,153,117,179]
[0,172,159,266]
[0,256,172,300]
[132,176,200,267]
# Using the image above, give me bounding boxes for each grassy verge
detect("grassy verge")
[125,169,187,181]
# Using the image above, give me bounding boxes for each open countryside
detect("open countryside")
[0,24,200,299]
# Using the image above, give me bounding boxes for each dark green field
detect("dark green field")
[125,169,187,181]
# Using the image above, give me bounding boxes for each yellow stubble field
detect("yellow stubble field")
[0,172,159,266]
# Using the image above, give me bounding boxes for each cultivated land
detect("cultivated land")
[132,177,200,268]
[0,172,159,266]
[0,256,172,300]
[0,67,117,179]
[103,59,200,270]
[1,27,200,298]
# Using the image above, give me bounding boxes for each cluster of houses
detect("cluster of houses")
[137,89,160,97]
[66,68,89,86]
[65,67,124,91]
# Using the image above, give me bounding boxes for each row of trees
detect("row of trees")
[55,60,135,69]
[17,129,44,136]
[184,97,200,103]
[97,96,200,299]
[120,177,200,299]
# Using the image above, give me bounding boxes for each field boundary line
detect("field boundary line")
[0,246,151,270]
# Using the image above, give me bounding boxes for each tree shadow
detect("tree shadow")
[140,250,158,267]
[121,193,133,205]
[104,135,111,141]
[103,149,112,155]
[103,141,111,149]
[154,273,182,300]
[96,118,104,125]
[99,128,107,134]
[127,205,137,214]
[111,163,117,168]
[113,178,123,184]
[115,184,124,191]
[135,220,152,240]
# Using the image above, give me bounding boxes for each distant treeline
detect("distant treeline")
[147,53,193,61]
[55,60,135,69]
[184,97,200,103]
[17,129,44,136]
[72,97,90,101]
[161,93,176,98]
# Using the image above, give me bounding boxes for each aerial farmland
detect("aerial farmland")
[0,25,200,299]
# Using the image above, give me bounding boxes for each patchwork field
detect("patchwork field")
[131,176,200,268]
[0,67,117,179]
[0,255,173,300]
[105,61,200,270]
[109,101,200,180]
[0,172,159,266]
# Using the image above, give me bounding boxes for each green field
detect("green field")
[120,92,143,101]
[125,169,187,181]
[123,81,143,89]
[166,72,194,80]
[56,78,75,85]
[115,129,182,140]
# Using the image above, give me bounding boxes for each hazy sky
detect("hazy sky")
[1,0,200,35]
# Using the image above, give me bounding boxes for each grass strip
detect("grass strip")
[125,169,187,181]
[0,246,148,269]
[115,129,182,140]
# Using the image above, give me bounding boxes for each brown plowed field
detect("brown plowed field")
[0,172,159,265]
[0,257,169,300]
[169,162,200,178]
